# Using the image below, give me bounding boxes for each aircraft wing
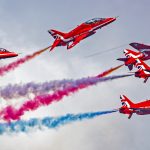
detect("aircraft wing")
[130,107,150,114]
[130,43,150,51]
[141,50,150,60]
[67,32,95,49]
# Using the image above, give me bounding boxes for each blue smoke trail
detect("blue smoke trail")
[0,109,117,135]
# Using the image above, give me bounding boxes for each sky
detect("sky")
[0,0,150,150]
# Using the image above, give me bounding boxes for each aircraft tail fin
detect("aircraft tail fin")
[120,95,134,108]
[48,29,66,39]
[120,95,135,119]
[130,42,150,50]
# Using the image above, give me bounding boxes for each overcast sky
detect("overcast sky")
[0,0,150,150]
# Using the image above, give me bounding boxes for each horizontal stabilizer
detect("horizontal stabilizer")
[117,58,128,61]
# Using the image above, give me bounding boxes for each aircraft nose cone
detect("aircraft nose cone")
[107,17,117,23]
[112,17,117,21]
[11,52,18,57]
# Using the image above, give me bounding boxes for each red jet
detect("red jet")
[117,48,150,70]
[0,48,18,59]
[119,95,150,119]
[133,59,150,83]
[48,17,117,51]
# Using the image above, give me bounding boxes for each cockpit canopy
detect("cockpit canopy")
[0,48,8,52]
[85,18,105,24]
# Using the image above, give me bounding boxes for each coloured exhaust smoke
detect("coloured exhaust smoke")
[0,65,123,100]
[0,45,51,76]
[0,74,132,121]
[0,109,118,135]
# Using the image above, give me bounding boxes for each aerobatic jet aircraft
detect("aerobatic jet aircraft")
[48,17,117,51]
[117,48,150,70]
[0,48,18,59]
[119,95,150,119]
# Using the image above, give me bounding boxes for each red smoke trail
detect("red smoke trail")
[96,64,123,77]
[0,74,131,122]
[0,46,51,76]
[0,65,123,100]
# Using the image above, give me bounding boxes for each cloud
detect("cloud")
[0,0,150,150]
